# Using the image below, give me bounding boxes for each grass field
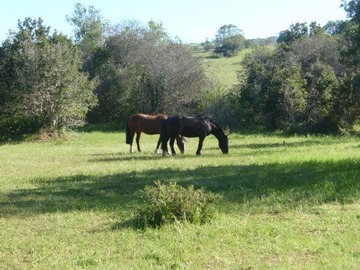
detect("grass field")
[195,50,249,88]
[0,129,359,269]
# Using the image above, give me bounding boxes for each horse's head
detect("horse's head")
[219,127,230,154]
[219,135,228,154]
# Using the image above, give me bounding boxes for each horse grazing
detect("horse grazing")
[161,115,228,156]
[126,113,185,153]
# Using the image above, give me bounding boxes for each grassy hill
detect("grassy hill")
[194,49,250,88]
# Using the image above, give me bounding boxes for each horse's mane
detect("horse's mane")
[198,116,227,137]
[182,115,226,137]
[210,119,226,135]
[199,116,219,128]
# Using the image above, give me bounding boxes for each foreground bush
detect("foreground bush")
[137,181,221,228]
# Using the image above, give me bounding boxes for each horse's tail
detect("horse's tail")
[126,117,133,144]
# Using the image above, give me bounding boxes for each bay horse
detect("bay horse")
[161,115,228,156]
[126,113,185,153]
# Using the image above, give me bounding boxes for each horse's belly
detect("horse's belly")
[181,129,208,138]
[143,131,160,135]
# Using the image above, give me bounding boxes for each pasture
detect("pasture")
[0,128,359,269]
[197,49,249,88]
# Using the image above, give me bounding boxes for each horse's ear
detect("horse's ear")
[223,126,230,136]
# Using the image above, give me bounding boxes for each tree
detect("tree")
[89,21,209,123]
[336,0,360,127]
[214,35,246,57]
[324,20,347,36]
[309,21,325,36]
[236,28,346,133]
[0,17,97,135]
[201,39,215,52]
[215,24,243,44]
[214,24,245,57]
[342,0,360,66]
[66,3,108,71]
[277,22,308,45]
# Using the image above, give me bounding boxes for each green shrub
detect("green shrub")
[0,115,45,142]
[137,181,221,228]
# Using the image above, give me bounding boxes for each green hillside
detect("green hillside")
[195,49,251,88]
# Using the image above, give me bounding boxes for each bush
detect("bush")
[0,115,45,142]
[137,181,221,228]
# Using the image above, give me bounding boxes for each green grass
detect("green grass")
[0,130,359,269]
[196,50,249,88]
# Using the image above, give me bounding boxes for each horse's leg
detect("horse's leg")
[162,137,169,156]
[155,136,161,154]
[136,132,141,152]
[170,137,176,155]
[129,131,134,153]
[196,136,205,155]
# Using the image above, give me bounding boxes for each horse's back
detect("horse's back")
[164,115,211,138]
[128,113,167,134]
[183,116,212,137]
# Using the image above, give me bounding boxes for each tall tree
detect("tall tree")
[215,24,243,44]
[90,21,209,123]
[342,0,360,66]
[0,17,97,134]
[337,0,360,127]
[66,3,108,71]
[214,24,245,57]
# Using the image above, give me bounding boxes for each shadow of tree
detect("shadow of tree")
[1,158,359,219]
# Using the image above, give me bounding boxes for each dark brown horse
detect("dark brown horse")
[126,113,185,153]
[161,115,228,156]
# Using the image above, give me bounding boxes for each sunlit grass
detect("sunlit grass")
[0,129,359,269]
[195,49,250,88]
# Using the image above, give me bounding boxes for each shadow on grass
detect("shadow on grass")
[88,154,164,162]
[0,159,359,221]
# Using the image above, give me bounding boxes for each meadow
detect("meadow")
[196,49,249,88]
[0,128,359,269]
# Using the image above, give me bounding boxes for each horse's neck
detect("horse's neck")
[211,123,225,141]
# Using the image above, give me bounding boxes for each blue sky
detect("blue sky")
[0,0,348,44]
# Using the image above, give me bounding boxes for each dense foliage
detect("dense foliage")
[213,24,246,57]
[89,21,208,123]
[0,18,96,139]
[0,5,209,138]
[235,13,360,133]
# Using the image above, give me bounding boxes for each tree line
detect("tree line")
[0,4,209,140]
[233,4,360,134]
[1,1,360,141]
[204,1,360,133]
